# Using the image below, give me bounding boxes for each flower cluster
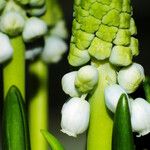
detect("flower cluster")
[104,62,150,137]
[0,0,68,64]
[61,0,149,139]
[61,65,99,137]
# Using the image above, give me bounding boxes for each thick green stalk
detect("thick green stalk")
[87,62,116,150]
[28,60,48,150]
[143,77,150,103]
[3,36,25,99]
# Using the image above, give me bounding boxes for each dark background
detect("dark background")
[0,0,150,149]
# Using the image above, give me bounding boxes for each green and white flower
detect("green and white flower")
[0,11,25,36]
[118,63,145,93]
[22,17,47,42]
[75,65,99,93]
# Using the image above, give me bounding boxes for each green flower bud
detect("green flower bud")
[109,46,132,66]
[14,0,30,5]
[27,5,46,17]
[68,44,90,67]
[118,63,145,93]
[130,37,139,56]
[3,1,26,18]
[88,37,112,60]
[75,65,99,93]
[0,11,25,36]
[0,0,6,11]
[22,17,47,42]
[130,18,137,35]
[29,0,45,7]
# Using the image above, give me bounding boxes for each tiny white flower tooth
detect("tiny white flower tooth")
[118,63,145,94]
[104,84,129,113]
[41,36,67,63]
[61,97,90,137]
[23,17,47,42]
[0,32,13,63]
[0,11,25,36]
[61,71,81,97]
[75,65,99,93]
[131,98,150,137]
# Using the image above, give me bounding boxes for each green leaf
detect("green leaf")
[143,77,150,103]
[41,129,64,150]
[112,94,134,150]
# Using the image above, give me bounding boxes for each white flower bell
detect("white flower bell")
[61,97,90,137]
[118,63,145,93]
[61,71,81,97]
[0,32,13,63]
[0,11,25,36]
[23,17,47,42]
[131,98,150,137]
[41,36,67,63]
[104,84,128,113]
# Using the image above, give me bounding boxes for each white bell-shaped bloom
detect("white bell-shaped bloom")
[23,17,47,42]
[104,84,128,113]
[41,36,67,63]
[61,97,90,137]
[0,11,25,36]
[118,63,145,93]
[0,32,13,63]
[61,71,81,97]
[131,98,150,137]
[75,65,99,93]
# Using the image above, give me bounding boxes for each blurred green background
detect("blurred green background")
[0,0,150,149]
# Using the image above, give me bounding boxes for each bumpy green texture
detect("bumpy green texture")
[68,0,139,67]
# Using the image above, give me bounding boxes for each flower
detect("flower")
[131,98,150,137]
[41,36,67,63]
[104,84,128,113]
[22,17,47,42]
[118,63,145,93]
[0,11,25,36]
[0,32,13,63]
[75,65,99,93]
[61,71,81,97]
[61,97,90,137]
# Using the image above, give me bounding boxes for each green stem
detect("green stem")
[40,0,55,27]
[87,62,116,150]
[28,59,48,150]
[3,36,25,99]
